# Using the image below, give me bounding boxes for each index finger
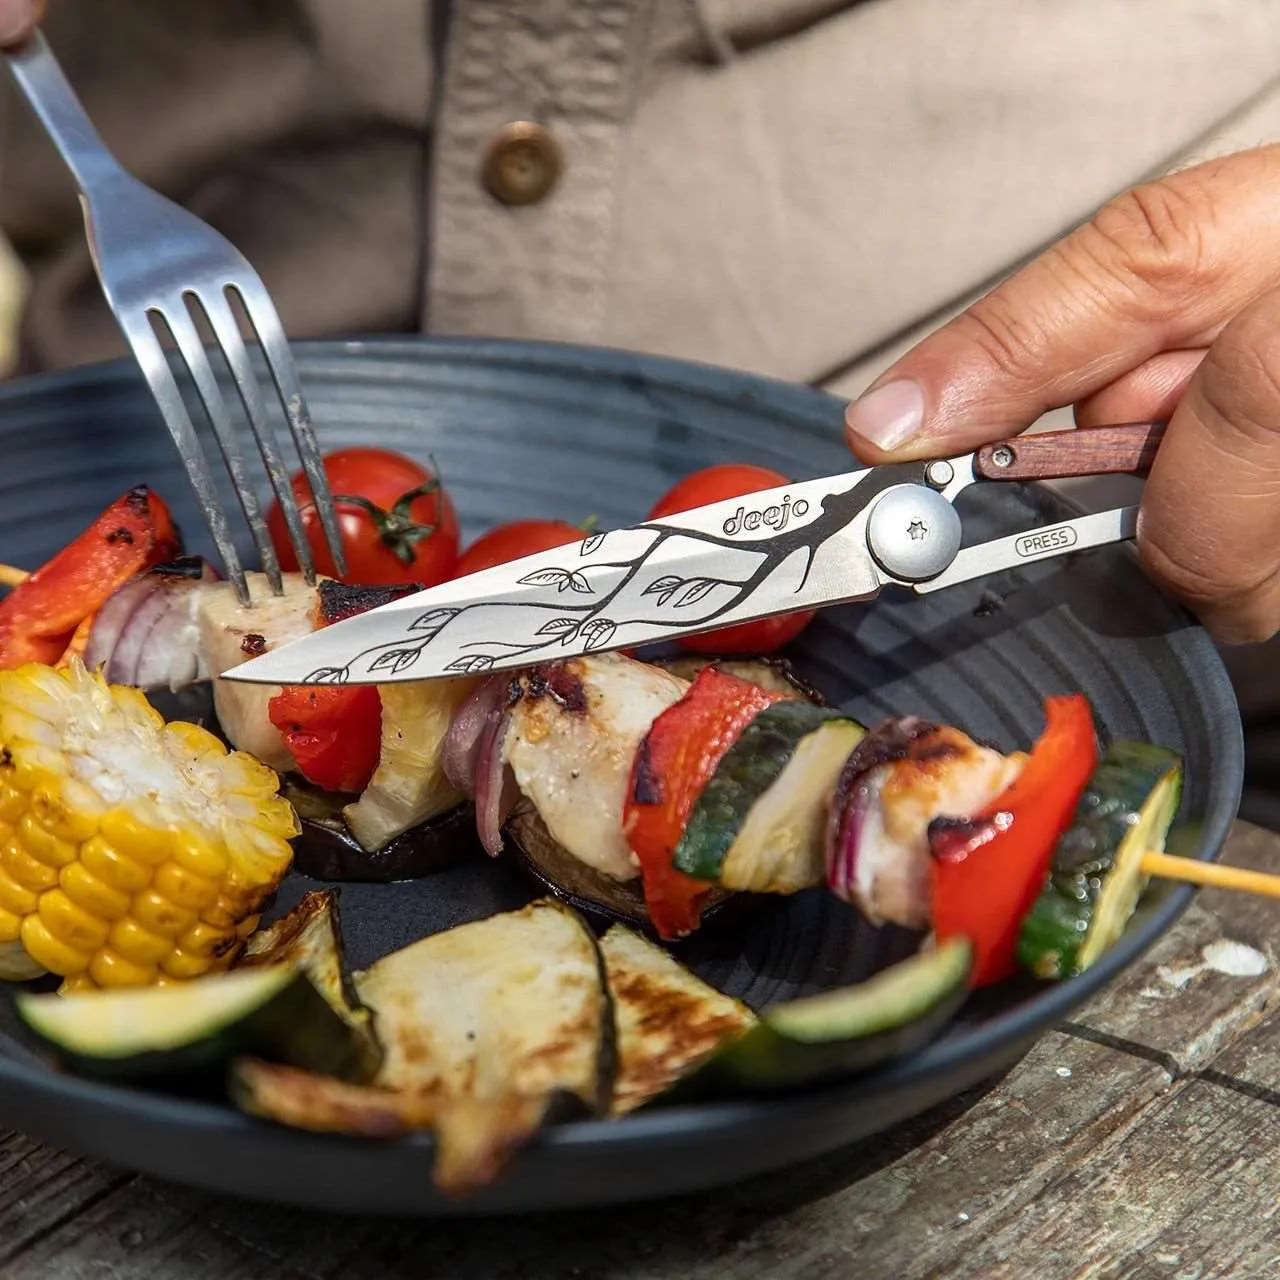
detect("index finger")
[843,145,1280,462]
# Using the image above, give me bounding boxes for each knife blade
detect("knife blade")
[223,462,928,686]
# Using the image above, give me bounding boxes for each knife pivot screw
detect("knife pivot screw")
[866,486,963,582]
[990,446,1015,469]
[925,460,954,488]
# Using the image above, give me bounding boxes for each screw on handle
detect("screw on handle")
[974,421,1167,482]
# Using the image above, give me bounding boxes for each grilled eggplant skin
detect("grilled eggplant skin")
[15,966,374,1085]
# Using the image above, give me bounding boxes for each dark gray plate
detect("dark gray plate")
[0,338,1242,1215]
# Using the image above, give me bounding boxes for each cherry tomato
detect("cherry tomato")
[455,519,585,578]
[646,463,816,655]
[267,448,459,587]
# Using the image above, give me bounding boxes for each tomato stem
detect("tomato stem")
[332,465,445,567]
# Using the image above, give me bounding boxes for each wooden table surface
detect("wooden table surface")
[2,822,1278,1280]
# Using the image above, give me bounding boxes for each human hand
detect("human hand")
[843,144,1280,645]
[0,0,42,47]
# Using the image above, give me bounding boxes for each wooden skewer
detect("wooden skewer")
[1141,851,1280,901]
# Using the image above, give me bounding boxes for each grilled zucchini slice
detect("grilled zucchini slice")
[1018,740,1183,979]
[672,701,864,892]
[16,964,372,1084]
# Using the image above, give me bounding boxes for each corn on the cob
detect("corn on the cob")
[0,660,298,990]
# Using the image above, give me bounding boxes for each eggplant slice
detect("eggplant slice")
[600,925,756,1115]
[231,898,612,1196]
[285,777,479,882]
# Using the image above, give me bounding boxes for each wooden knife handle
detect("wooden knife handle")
[974,421,1166,481]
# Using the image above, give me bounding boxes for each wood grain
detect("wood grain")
[975,422,1164,481]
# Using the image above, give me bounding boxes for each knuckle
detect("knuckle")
[952,300,1050,388]
[1081,176,1224,316]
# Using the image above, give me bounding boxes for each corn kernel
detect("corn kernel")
[32,782,101,843]
[59,972,98,995]
[132,890,196,938]
[9,746,63,793]
[59,862,131,921]
[1,840,59,893]
[160,947,213,981]
[200,899,237,930]
[17,813,78,869]
[0,874,39,918]
[38,889,111,953]
[98,810,170,867]
[153,862,219,912]
[109,918,173,966]
[0,907,21,942]
[166,721,225,760]
[170,832,228,881]
[89,947,157,988]
[0,783,25,824]
[179,920,238,959]
[20,915,89,975]
[80,836,152,893]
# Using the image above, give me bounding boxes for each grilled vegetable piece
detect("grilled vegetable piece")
[15,964,373,1083]
[233,899,612,1196]
[0,486,182,671]
[654,655,825,703]
[503,654,688,880]
[239,890,382,1080]
[1017,741,1183,980]
[197,572,323,773]
[826,718,1025,931]
[600,925,756,1114]
[673,701,865,893]
[624,666,791,939]
[931,695,1098,987]
[671,937,972,1096]
[83,557,220,692]
[340,676,480,852]
[0,660,297,989]
[287,777,478,882]
[269,683,383,795]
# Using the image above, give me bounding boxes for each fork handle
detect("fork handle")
[974,421,1166,481]
[4,32,122,190]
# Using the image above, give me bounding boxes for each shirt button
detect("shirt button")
[482,122,563,206]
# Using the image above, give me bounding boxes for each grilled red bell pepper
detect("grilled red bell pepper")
[0,485,182,669]
[267,683,383,793]
[930,694,1097,988]
[264,586,423,794]
[623,666,790,939]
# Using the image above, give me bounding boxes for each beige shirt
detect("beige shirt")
[0,0,1276,801]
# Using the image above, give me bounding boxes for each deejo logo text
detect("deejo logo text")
[722,495,809,536]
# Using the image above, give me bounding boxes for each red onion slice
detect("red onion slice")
[84,558,219,691]
[473,710,516,856]
[442,675,509,795]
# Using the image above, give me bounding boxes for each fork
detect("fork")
[3,32,347,604]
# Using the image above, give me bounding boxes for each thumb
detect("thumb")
[843,148,1280,463]
[0,0,42,47]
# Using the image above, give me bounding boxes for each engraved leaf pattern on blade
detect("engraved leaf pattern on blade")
[368,647,423,676]
[409,607,460,636]
[516,567,595,594]
[580,532,605,556]
[303,666,350,684]
[311,474,890,680]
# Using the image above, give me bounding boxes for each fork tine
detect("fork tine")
[189,288,320,589]
[115,310,250,604]
[158,297,284,596]
[230,280,348,579]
